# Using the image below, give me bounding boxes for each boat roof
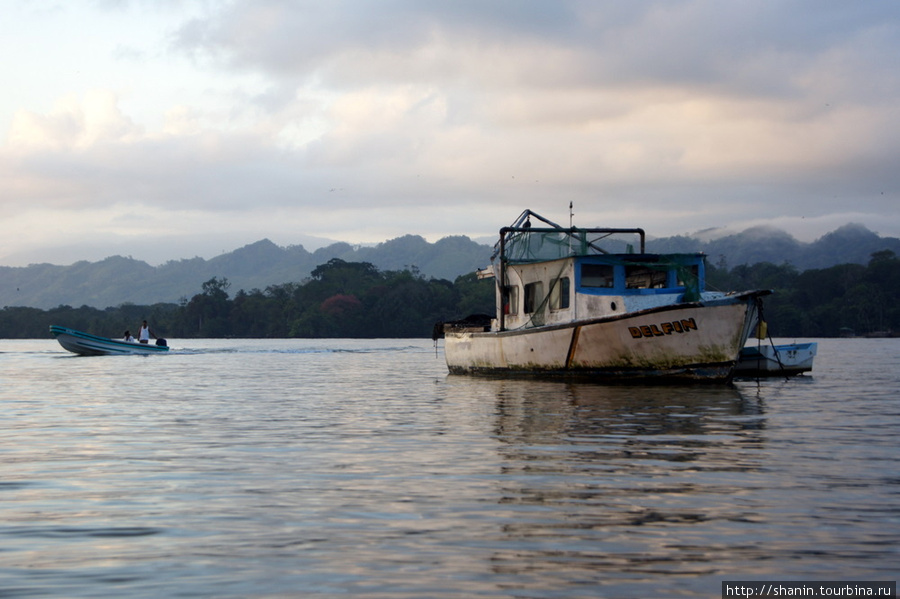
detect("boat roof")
[495,209,702,266]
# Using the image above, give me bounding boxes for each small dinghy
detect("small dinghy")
[734,342,817,377]
[50,325,169,356]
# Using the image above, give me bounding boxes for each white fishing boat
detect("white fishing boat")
[734,342,817,377]
[50,325,169,356]
[441,210,769,383]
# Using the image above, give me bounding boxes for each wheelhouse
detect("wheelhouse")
[490,211,707,332]
[576,254,704,297]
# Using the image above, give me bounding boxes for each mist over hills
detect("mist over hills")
[645,223,900,270]
[3,224,899,310]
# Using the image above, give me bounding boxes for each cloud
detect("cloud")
[7,90,143,151]
[172,2,900,95]
[1,1,899,266]
[170,0,900,180]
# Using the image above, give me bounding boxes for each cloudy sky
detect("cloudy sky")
[2,1,898,266]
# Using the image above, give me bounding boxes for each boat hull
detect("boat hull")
[444,300,755,383]
[734,342,817,377]
[50,325,169,356]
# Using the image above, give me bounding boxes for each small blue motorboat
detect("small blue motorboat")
[50,325,169,356]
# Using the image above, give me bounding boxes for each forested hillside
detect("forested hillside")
[3,223,900,310]
[705,249,899,337]
[2,251,898,340]
[646,223,900,270]
[0,235,492,310]
[0,259,494,340]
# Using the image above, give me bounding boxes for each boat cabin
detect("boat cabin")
[495,252,706,331]
[486,216,707,332]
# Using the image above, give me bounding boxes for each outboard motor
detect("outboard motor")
[156,338,168,347]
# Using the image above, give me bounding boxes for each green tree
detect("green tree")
[182,277,231,337]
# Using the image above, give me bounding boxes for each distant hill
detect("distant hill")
[0,236,493,310]
[645,223,900,270]
[2,224,899,309]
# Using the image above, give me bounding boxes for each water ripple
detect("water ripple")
[0,337,898,597]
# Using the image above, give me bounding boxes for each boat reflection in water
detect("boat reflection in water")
[442,374,768,594]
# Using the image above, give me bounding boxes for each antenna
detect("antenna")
[569,202,573,227]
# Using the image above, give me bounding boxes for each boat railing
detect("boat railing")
[498,227,646,264]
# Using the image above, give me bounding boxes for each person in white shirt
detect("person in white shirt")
[138,320,155,344]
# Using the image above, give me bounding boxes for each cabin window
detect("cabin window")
[524,282,543,314]
[550,277,570,310]
[503,286,519,315]
[625,265,668,289]
[677,265,700,288]
[581,264,614,288]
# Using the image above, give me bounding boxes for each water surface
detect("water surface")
[1,338,898,597]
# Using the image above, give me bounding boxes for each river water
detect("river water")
[1,337,897,597]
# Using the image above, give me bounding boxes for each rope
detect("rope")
[754,296,789,380]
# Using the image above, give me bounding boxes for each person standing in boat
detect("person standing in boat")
[137,320,157,344]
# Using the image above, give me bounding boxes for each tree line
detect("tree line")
[0,259,494,340]
[706,249,899,337]
[1,252,898,340]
